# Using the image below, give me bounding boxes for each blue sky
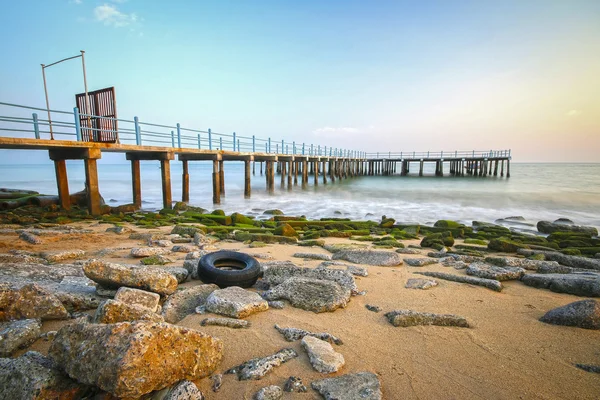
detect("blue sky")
[0,0,599,163]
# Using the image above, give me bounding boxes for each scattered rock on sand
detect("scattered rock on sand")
[264,277,349,313]
[49,321,223,399]
[332,249,403,266]
[517,249,600,271]
[105,226,132,235]
[226,348,298,380]
[262,264,357,296]
[575,364,600,373]
[268,300,285,309]
[114,287,160,312]
[405,278,438,290]
[537,221,598,236]
[0,283,69,321]
[292,252,332,261]
[255,385,283,400]
[205,287,269,319]
[0,351,90,400]
[284,376,307,392]
[130,247,171,258]
[0,319,41,357]
[521,273,600,297]
[311,371,382,400]
[365,304,382,312]
[396,248,421,255]
[201,317,251,329]
[83,260,178,296]
[161,284,219,323]
[301,335,345,373]
[403,258,438,267]
[41,250,85,263]
[385,310,469,328]
[274,324,343,345]
[466,262,525,281]
[540,299,600,329]
[211,373,222,392]
[19,231,42,244]
[172,245,196,253]
[150,380,204,400]
[417,271,503,292]
[485,256,560,271]
[93,299,165,324]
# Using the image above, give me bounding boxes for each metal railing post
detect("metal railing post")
[311,144,314,156]
[177,123,181,148]
[198,134,201,149]
[171,131,175,147]
[208,129,212,150]
[219,136,223,150]
[302,143,305,155]
[293,141,296,154]
[72,108,81,141]
[472,150,475,157]
[286,145,289,154]
[134,116,141,145]
[233,132,236,151]
[268,138,271,153]
[252,135,255,152]
[33,113,40,139]
[281,140,284,153]
[237,139,240,152]
[276,144,279,154]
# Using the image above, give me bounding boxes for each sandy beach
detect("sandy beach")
[2,220,598,400]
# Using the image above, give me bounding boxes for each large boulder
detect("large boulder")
[264,277,349,313]
[311,372,382,400]
[205,286,269,319]
[332,250,403,266]
[488,238,529,253]
[0,351,90,400]
[161,284,218,323]
[273,223,298,237]
[262,264,357,296]
[0,319,41,357]
[49,321,223,399]
[83,260,178,296]
[537,221,598,236]
[0,283,69,321]
[93,299,164,324]
[521,273,600,297]
[540,300,600,329]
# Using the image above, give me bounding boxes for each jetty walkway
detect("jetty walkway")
[0,102,511,215]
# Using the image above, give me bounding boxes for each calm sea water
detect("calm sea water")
[1,162,599,228]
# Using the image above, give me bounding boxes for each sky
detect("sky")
[0,0,599,163]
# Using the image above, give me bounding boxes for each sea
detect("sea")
[1,162,599,229]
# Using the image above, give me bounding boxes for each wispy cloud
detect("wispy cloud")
[94,4,137,28]
[566,109,582,117]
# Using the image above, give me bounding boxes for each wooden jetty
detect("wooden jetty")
[0,102,511,216]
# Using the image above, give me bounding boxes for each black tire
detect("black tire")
[197,251,262,288]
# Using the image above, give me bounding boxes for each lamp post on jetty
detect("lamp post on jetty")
[41,50,91,139]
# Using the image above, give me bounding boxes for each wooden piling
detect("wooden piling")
[507,160,511,178]
[314,161,319,185]
[280,161,286,186]
[244,160,251,198]
[182,160,189,203]
[494,160,499,176]
[84,158,102,215]
[501,160,504,177]
[268,161,275,191]
[322,160,327,184]
[212,160,220,204]
[293,161,298,185]
[159,159,172,209]
[219,160,225,196]
[302,158,308,187]
[287,161,292,188]
[130,159,141,208]
[330,160,335,182]
[53,160,70,211]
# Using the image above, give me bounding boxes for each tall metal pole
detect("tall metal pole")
[41,64,54,140]
[80,50,93,140]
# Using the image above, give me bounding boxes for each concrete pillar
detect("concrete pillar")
[330,161,335,182]
[244,160,251,198]
[54,160,70,211]
[302,159,308,188]
[419,160,424,176]
[293,161,298,185]
[280,161,286,186]
[212,160,220,204]
[131,159,141,208]
[494,160,499,176]
[182,160,189,203]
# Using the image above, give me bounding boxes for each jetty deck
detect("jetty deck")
[0,101,511,215]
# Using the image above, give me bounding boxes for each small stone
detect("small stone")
[540,299,600,329]
[255,385,283,400]
[405,278,438,290]
[151,240,173,247]
[19,231,42,244]
[41,250,85,263]
[130,247,171,258]
[292,252,332,261]
[396,248,421,254]
[268,301,285,309]
[105,226,132,234]
[365,304,382,312]
[0,319,42,357]
[283,376,307,393]
[93,299,165,324]
[205,287,269,319]
[151,380,204,400]
[466,262,525,281]
[114,287,160,312]
[226,348,297,380]
[201,317,251,329]
[385,310,469,328]
[301,335,345,373]
[211,374,223,392]
[171,237,193,244]
[332,250,403,266]
[41,331,57,341]
[161,284,219,323]
[274,324,343,345]
[172,245,196,253]
[311,372,382,400]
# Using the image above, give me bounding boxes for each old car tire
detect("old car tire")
[197,250,262,288]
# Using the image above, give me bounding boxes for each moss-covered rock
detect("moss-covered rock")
[421,232,454,248]
[171,225,204,236]
[230,213,254,225]
[302,231,322,240]
[464,238,488,246]
[373,239,405,248]
[249,241,267,248]
[233,231,252,242]
[559,248,582,256]
[434,220,462,229]
[323,223,353,231]
[298,240,325,247]
[380,216,395,228]
[264,209,284,215]
[273,223,298,237]
[211,209,225,216]
[488,238,530,253]
[173,202,188,211]
[159,208,177,216]
[321,230,353,238]
[274,216,306,222]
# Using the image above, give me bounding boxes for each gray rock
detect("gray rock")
[440,257,469,269]
[274,324,343,345]
[131,247,171,258]
[205,287,269,319]
[575,364,600,373]
[211,374,222,392]
[172,245,196,253]
[311,372,382,400]
[485,256,560,271]
[403,258,438,267]
[521,273,600,297]
[0,253,47,264]
[416,271,503,292]
[186,251,206,260]
[262,264,357,296]
[171,237,193,244]
[105,226,132,235]
[141,254,175,265]
[537,221,598,236]
[0,283,69,321]
[264,277,349,313]
[162,267,189,283]
[268,300,285,309]
[517,249,600,271]
[365,304,382,312]
[114,287,160,312]
[466,262,525,281]
[151,380,204,400]
[332,250,403,266]
[292,252,332,261]
[540,300,600,329]
[0,262,84,282]
[41,250,85,263]
[0,319,41,357]
[201,317,251,329]
[405,278,438,290]
[428,251,448,258]
[255,385,283,400]
[130,232,168,241]
[161,284,219,323]
[226,348,298,380]
[385,310,469,327]
[19,231,42,244]
[283,376,307,392]
[396,248,421,254]
[183,259,201,280]
[0,351,89,399]
[301,335,344,373]
[151,240,173,248]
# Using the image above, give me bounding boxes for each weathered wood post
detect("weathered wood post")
[506,160,511,178]
[314,160,319,185]
[501,160,504,177]
[330,160,335,182]
[287,160,292,188]
[269,161,275,191]
[219,160,225,196]
[131,159,141,208]
[53,159,70,211]
[260,161,263,175]
[494,160,499,176]
[322,160,327,184]
[160,159,172,209]
[419,160,424,176]
[182,160,189,203]
[244,159,251,198]
[280,161,286,187]
[293,161,298,185]
[212,159,220,204]
[302,158,308,188]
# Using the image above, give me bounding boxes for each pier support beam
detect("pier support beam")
[501,160,504,177]
[287,161,292,188]
[244,160,251,198]
[131,160,141,208]
[507,160,511,178]
[84,158,102,215]
[314,160,319,185]
[212,160,220,204]
[160,159,172,209]
[268,161,275,191]
[182,160,189,203]
[219,161,225,196]
[302,159,308,188]
[53,160,70,211]
[322,160,327,184]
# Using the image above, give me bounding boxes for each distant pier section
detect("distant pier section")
[0,101,511,215]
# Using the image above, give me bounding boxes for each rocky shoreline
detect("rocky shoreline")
[0,201,599,399]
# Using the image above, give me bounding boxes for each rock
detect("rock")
[262,264,357,296]
[0,351,89,400]
[540,300,600,329]
[205,287,269,319]
[264,277,349,313]
[0,283,69,321]
[517,249,600,271]
[83,260,178,296]
[171,237,193,244]
[521,273,600,297]
[172,245,196,253]
[292,252,332,261]
[484,256,560,271]
[49,321,223,399]
[268,300,285,309]
[403,258,438,267]
[150,240,173,248]
[466,262,525,281]
[41,250,85,263]
[301,335,344,373]
[105,226,132,234]
[183,259,201,280]
[263,209,284,215]
[311,372,382,400]
[211,374,222,392]
[161,284,219,323]
[41,331,57,341]
[131,247,171,258]
[255,385,283,400]
[365,304,382,312]
[0,261,84,283]
[284,376,307,392]
[150,380,204,400]
[201,317,251,329]
[141,254,175,265]
[274,324,343,345]
[19,231,42,244]
[114,287,160,312]
[440,258,469,270]
[163,267,189,283]
[416,271,503,292]
[421,232,454,248]
[396,248,421,254]
[130,232,168,241]
[575,364,600,373]
[0,319,41,357]
[537,221,598,236]
[488,238,529,253]
[385,310,469,327]
[324,243,369,253]
[93,299,165,324]
[298,239,326,247]
[405,278,438,290]
[226,348,297,380]
[273,223,298,237]
[332,250,403,266]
